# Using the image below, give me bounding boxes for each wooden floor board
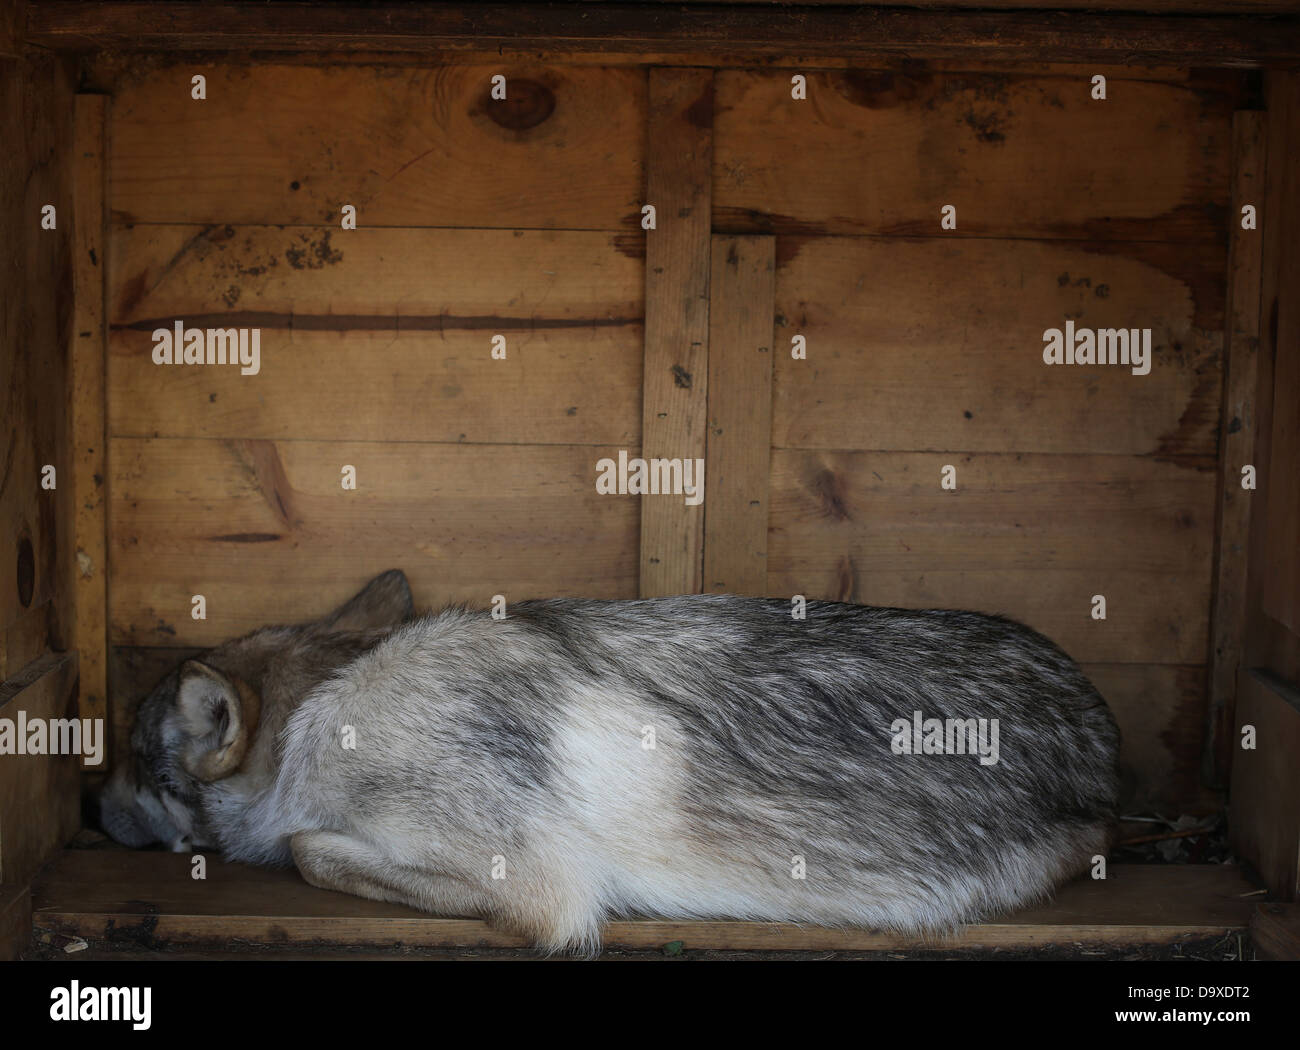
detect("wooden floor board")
[31,850,1261,953]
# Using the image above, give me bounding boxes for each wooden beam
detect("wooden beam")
[1230,669,1300,899]
[1259,87,1300,638]
[25,3,1300,67]
[1240,73,1300,695]
[639,67,711,597]
[32,850,1261,953]
[71,94,108,762]
[1242,72,1300,688]
[1205,111,1267,789]
[0,651,80,889]
[0,54,72,645]
[703,235,773,598]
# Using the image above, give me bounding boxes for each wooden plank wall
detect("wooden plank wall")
[0,8,80,955]
[70,94,109,749]
[1231,71,1300,899]
[1205,111,1265,786]
[0,48,75,679]
[638,68,712,597]
[104,64,647,756]
[100,59,1248,812]
[713,67,1245,812]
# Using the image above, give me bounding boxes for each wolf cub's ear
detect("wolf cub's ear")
[176,660,255,781]
[321,569,414,633]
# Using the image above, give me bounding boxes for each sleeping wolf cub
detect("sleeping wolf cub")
[101,570,1119,952]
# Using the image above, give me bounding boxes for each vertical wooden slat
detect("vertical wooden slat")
[1233,72,1300,897]
[639,67,712,597]
[1242,71,1300,686]
[1205,111,1266,787]
[1259,89,1300,640]
[703,234,774,597]
[70,94,108,759]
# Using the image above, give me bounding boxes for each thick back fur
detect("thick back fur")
[103,578,1120,954]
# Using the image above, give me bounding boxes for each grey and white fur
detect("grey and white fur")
[101,570,1120,953]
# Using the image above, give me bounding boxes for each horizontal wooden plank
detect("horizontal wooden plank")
[28,4,1300,66]
[32,851,1260,952]
[111,328,642,445]
[77,53,1270,83]
[110,226,644,327]
[108,226,643,444]
[767,450,1215,665]
[109,64,645,227]
[717,70,1238,243]
[772,236,1223,457]
[109,438,640,645]
[0,651,81,888]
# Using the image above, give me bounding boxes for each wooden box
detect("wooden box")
[3,0,1299,959]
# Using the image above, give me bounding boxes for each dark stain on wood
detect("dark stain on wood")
[483,77,556,132]
[1072,239,1226,332]
[16,530,35,608]
[1153,369,1222,466]
[860,201,1231,252]
[1157,665,1213,807]
[208,532,282,544]
[712,208,832,239]
[810,468,851,522]
[611,232,646,260]
[774,235,805,270]
[685,79,714,130]
[962,108,1007,145]
[671,364,693,389]
[103,912,161,952]
[1184,67,1256,113]
[835,70,932,109]
[285,231,343,271]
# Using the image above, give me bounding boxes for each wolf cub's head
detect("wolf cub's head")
[98,570,414,850]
